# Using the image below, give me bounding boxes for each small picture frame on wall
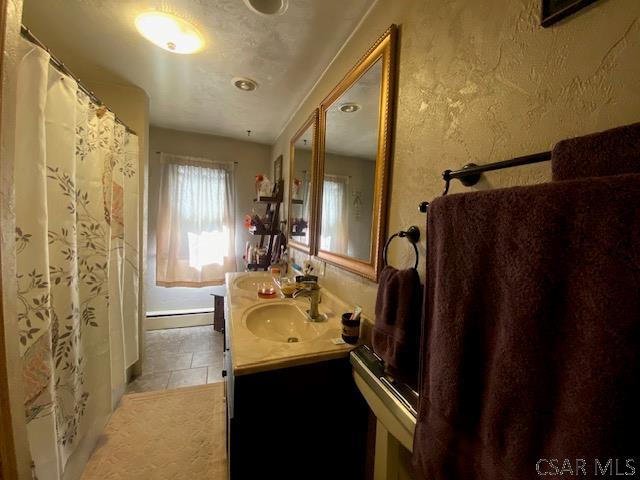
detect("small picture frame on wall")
[541,0,598,27]
[273,154,283,183]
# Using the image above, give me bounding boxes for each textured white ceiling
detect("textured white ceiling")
[22,0,376,144]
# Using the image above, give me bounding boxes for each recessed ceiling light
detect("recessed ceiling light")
[339,103,360,113]
[135,12,204,54]
[243,0,289,16]
[233,77,258,92]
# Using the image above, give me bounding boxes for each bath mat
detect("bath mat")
[82,383,227,480]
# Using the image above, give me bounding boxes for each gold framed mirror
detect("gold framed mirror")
[316,25,397,281]
[287,109,319,253]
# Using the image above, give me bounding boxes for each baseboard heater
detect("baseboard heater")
[145,308,215,331]
[146,308,215,318]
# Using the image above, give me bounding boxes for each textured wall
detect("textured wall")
[147,127,271,314]
[274,0,640,318]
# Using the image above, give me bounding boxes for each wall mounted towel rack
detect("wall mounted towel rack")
[382,226,420,269]
[419,151,552,212]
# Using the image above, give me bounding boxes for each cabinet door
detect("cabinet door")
[213,295,225,333]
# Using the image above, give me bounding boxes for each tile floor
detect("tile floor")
[126,325,225,394]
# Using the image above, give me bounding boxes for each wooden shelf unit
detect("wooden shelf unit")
[246,180,284,272]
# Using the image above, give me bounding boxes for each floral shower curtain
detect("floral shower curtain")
[14,39,140,479]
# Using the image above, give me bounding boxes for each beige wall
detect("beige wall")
[88,81,149,162]
[273,0,640,319]
[147,127,271,313]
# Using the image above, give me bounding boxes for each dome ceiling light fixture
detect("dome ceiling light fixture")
[339,102,361,113]
[243,0,289,16]
[233,77,258,92]
[135,12,204,54]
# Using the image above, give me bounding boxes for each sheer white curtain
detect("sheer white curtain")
[14,39,139,479]
[301,170,312,239]
[156,154,236,286]
[320,174,349,254]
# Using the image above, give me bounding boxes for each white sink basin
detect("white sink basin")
[233,274,275,292]
[244,301,329,343]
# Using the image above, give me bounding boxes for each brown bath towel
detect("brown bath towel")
[552,122,640,180]
[413,174,640,479]
[372,265,422,384]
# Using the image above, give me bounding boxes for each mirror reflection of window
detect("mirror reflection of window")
[302,171,311,225]
[321,58,382,261]
[320,175,348,254]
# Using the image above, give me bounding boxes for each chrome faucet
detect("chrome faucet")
[292,281,322,321]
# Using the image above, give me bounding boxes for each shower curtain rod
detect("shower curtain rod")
[20,25,138,136]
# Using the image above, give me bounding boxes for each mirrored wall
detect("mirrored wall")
[317,25,396,280]
[287,110,318,253]
[320,59,381,261]
[285,25,397,281]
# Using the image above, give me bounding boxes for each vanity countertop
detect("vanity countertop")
[225,272,360,376]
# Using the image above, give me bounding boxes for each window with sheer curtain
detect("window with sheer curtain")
[156,153,236,286]
[320,174,349,254]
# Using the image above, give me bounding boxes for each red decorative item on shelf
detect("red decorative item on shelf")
[293,178,302,199]
[244,213,267,233]
[255,174,265,198]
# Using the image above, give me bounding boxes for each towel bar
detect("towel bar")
[419,151,552,212]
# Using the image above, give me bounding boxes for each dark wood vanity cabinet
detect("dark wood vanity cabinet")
[226,355,370,479]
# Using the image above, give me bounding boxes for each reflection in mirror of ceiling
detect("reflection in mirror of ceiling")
[325,58,382,160]
[21,0,376,143]
[294,125,314,151]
